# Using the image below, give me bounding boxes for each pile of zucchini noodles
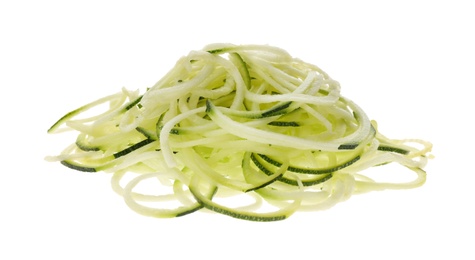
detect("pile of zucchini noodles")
[46,43,432,221]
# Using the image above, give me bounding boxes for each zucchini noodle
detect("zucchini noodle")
[46,43,432,221]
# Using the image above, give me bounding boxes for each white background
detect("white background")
[1,0,474,259]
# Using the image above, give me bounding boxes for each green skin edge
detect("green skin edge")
[190,187,288,222]
[250,153,333,187]
[47,95,143,133]
[47,109,82,133]
[257,154,361,175]
[377,145,409,155]
[60,160,97,172]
